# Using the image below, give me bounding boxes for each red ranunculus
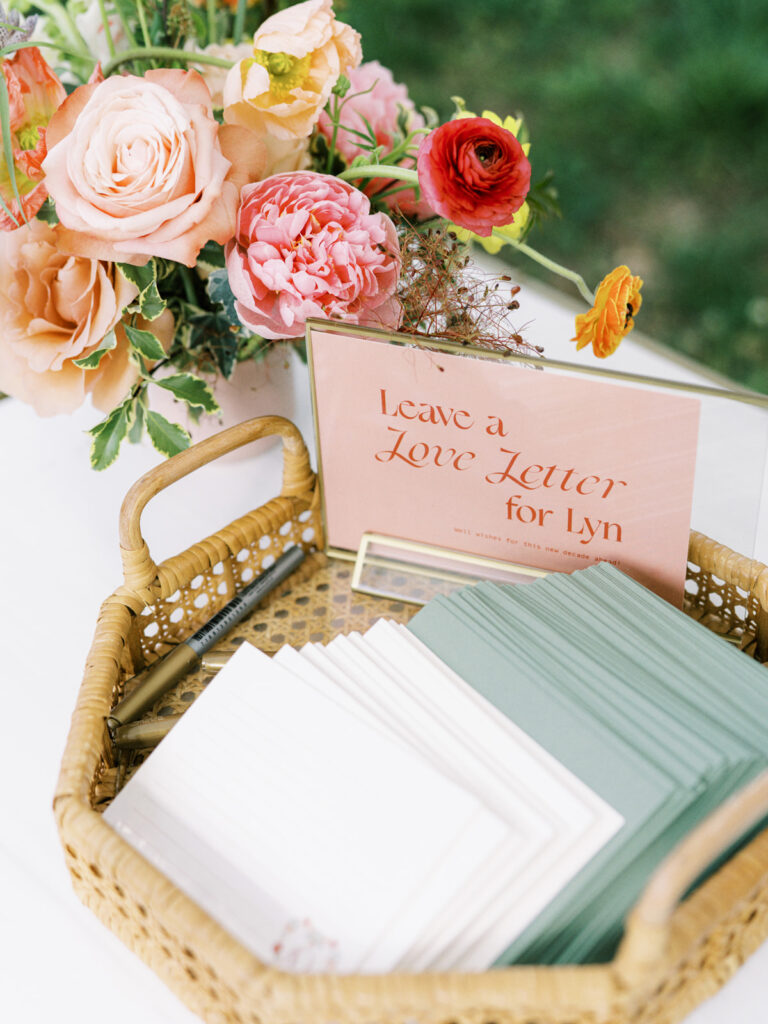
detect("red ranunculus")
[417,117,531,237]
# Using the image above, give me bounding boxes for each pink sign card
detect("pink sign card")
[308,327,701,606]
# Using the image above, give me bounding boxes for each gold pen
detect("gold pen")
[107,545,306,734]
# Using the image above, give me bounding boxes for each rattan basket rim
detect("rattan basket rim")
[54,416,768,1024]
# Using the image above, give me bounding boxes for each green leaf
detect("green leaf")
[145,410,191,458]
[123,323,166,361]
[73,328,117,369]
[117,260,155,293]
[206,267,241,328]
[197,318,240,378]
[154,372,219,413]
[128,396,146,444]
[525,171,561,237]
[117,259,167,320]
[198,240,226,269]
[139,280,165,320]
[36,198,59,225]
[292,338,307,365]
[184,301,241,379]
[88,401,131,470]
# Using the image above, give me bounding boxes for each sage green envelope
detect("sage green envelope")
[546,567,767,781]
[539,565,767,959]
[471,581,723,782]
[408,564,767,964]
[407,594,681,964]
[460,574,764,961]
[584,563,768,738]
[508,582,759,961]
[444,584,720,963]
[490,575,757,788]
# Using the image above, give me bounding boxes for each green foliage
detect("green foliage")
[206,268,240,328]
[154,372,219,413]
[123,322,166,361]
[128,394,146,443]
[73,328,117,369]
[343,0,768,391]
[177,267,249,378]
[198,240,227,270]
[118,259,167,320]
[525,171,561,235]
[332,73,351,98]
[88,399,132,470]
[145,409,191,457]
[36,198,59,225]
[183,302,241,379]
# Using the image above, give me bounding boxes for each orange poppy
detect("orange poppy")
[573,265,643,358]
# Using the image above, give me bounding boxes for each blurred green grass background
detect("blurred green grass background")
[343,0,768,390]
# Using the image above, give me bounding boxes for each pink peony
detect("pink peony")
[0,47,66,230]
[225,171,401,339]
[0,219,173,415]
[223,0,361,140]
[42,69,266,266]
[318,61,420,163]
[317,60,430,219]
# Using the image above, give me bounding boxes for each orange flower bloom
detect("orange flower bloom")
[0,47,66,230]
[573,265,643,358]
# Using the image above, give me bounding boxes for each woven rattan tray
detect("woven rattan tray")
[56,416,768,1024]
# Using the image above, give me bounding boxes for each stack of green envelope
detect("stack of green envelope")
[407,561,768,965]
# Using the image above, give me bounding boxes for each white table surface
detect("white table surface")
[1,269,766,1020]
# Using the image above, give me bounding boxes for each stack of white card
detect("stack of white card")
[105,622,623,974]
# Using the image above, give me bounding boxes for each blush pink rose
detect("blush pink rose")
[0,219,173,415]
[317,60,430,219]
[42,69,266,266]
[417,117,531,237]
[225,171,401,339]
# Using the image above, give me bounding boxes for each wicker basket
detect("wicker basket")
[55,416,768,1024]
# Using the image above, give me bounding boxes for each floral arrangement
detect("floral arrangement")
[0,0,642,468]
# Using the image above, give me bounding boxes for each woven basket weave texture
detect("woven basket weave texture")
[55,416,768,1024]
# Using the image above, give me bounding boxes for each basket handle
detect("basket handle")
[614,768,768,985]
[119,415,315,592]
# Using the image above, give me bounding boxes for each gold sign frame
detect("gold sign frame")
[305,317,768,588]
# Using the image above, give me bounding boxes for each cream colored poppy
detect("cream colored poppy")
[223,0,361,140]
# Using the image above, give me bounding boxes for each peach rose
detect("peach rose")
[42,69,266,267]
[223,0,361,140]
[0,219,173,415]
